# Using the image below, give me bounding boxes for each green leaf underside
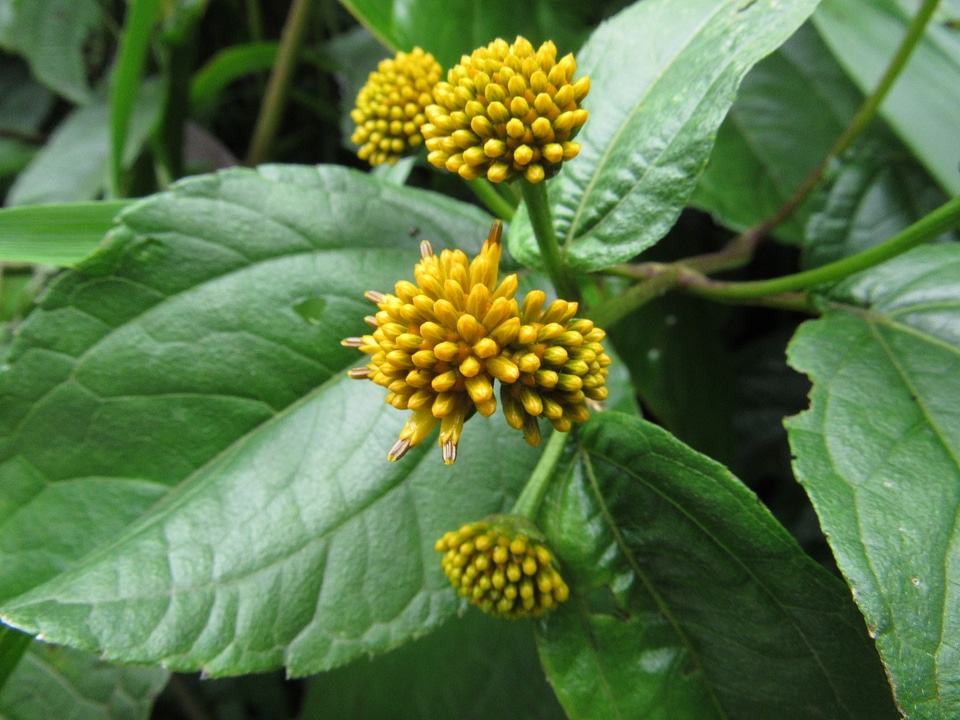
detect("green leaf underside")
[0,202,129,266]
[508,0,820,272]
[0,165,545,676]
[299,610,564,720]
[813,0,960,196]
[536,413,897,720]
[0,642,168,720]
[786,244,960,719]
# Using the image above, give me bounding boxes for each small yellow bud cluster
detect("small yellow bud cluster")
[350,47,443,166]
[435,520,569,618]
[344,221,610,464]
[500,291,611,447]
[422,36,590,183]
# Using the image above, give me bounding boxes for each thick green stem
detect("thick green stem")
[690,194,960,301]
[518,180,579,300]
[245,0,312,166]
[511,430,568,521]
[467,179,515,222]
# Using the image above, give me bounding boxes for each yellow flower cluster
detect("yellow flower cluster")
[421,36,590,183]
[436,519,569,619]
[350,47,443,166]
[343,221,609,464]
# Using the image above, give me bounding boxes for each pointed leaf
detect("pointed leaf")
[786,244,960,719]
[508,0,821,272]
[536,413,897,720]
[0,643,167,720]
[0,165,540,676]
[0,202,129,266]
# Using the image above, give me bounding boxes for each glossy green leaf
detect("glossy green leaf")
[0,202,128,266]
[6,81,163,206]
[536,413,898,720]
[786,244,960,719]
[507,0,821,272]
[0,643,167,720]
[813,0,960,196]
[338,0,615,68]
[0,165,542,677]
[803,139,954,268]
[298,611,564,720]
[0,0,99,104]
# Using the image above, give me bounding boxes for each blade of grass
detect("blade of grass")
[0,202,129,266]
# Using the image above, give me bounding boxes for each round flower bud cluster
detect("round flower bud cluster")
[435,519,569,618]
[499,290,611,447]
[343,221,610,464]
[421,36,590,183]
[350,47,443,166]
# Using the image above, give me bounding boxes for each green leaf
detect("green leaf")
[507,0,821,272]
[298,611,564,720]
[786,244,960,719]
[0,626,30,692]
[536,413,898,720]
[691,23,861,244]
[813,0,960,195]
[6,81,163,206]
[0,57,52,181]
[0,165,541,677]
[803,139,954,268]
[0,642,167,720]
[190,42,280,114]
[337,0,614,68]
[0,0,99,104]
[0,202,129,266]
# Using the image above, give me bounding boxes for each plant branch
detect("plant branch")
[518,180,579,300]
[245,0,313,166]
[511,430,568,521]
[467,178,515,222]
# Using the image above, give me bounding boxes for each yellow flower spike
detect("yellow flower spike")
[422,36,590,183]
[345,221,526,464]
[499,292,611,446]
[351,47,443,166]
[436,517,569,619]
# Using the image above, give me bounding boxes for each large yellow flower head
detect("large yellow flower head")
[350,47,443,166]
[435,518,569,619]
[343,221,523,464]
[422,36,590,183]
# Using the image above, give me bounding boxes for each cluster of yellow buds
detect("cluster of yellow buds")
[422,37,589,183]
[343,221,609,464]
[350,47,443,166]
[435,518,569,618]
[351,37,589,182]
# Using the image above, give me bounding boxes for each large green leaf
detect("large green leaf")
[0,643,167,720]
[0,165,544,676]
[786,244,960,719]
[536,413,897,720]
[507,0,821,272]
[0,0,99,104]
[813,0,960,196]
[338,0,619,68]
[298,610,564,720]
[6,81,163,205]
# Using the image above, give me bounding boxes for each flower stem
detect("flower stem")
[467,179,515,222]
[688,193,960,301]
[245,0,313,166]
[519,180,579,300]
[511,430,568,521]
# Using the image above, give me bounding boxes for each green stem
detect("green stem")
[689,194,960,301]
[518,180,579,300]
[590,267,681,328]
[728,0,940,249]
[511,430,568,520]
[467,179,515,222]
[245,0,313,166]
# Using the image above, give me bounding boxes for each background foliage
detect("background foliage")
[0,0,958,718]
